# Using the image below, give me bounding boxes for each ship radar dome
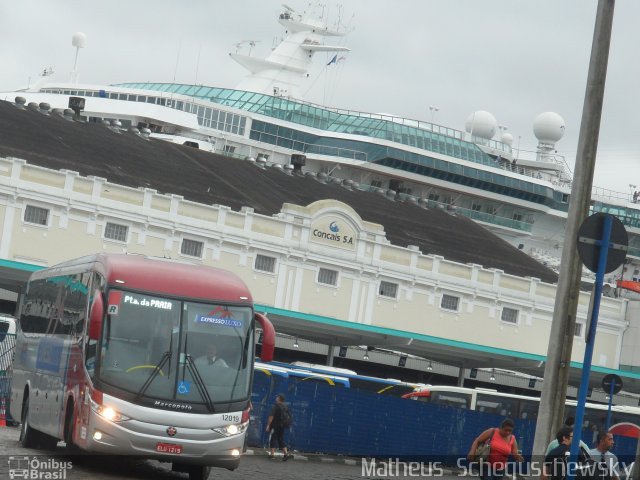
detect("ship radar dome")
[465,111,498,139]
[533,112,565,143]
[72,32,87,48]
[501,132,513,146]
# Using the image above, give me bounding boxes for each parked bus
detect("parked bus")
[402,386,640,434]
[10,254,275,480]
[277,361,420,396]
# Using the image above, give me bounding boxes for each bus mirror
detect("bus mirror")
[88,293,104,340]
[255,313,275,362]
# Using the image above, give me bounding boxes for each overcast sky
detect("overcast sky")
[1,1,639,195]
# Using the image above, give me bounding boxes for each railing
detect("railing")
[592,186,634,203]
[453,204,534,233]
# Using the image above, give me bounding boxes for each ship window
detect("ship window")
[24,205,49,226]
[575,323,583,337]
[440,294,459,312]
[137,96,146,103]
[181,239,204,258]
[318,268,338,286]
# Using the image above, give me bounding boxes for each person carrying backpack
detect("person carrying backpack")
[265,393,293,461]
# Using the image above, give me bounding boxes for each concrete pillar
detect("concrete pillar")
[326,344,334,366]
[457,363,466,387]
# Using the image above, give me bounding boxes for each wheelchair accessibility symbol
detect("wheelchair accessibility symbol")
[177,381,191,395]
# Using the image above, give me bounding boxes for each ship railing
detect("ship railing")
[303,144,368,161]
[423,199,534,233]
[493,161,559,183]
[591,186,634,203]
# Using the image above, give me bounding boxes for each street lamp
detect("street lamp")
[429,105,439,124]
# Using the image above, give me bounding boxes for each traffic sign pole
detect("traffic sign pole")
[606,380,614,430]
[568,215,613,475]
[602,373,623,431]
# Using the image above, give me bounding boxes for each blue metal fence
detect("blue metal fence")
[248,375,638,463]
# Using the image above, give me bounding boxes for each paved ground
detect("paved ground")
[0,425,468,479]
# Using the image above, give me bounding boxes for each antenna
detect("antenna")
[70,32,86,84]
[234,40,261,55]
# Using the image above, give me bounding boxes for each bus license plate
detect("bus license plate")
[156,442,182,454]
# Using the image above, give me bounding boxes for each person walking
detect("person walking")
[589,432,620,480]
[545,417,589,455]
[468,418,524,480]
[265,393,293,461]
[542,426,591,480]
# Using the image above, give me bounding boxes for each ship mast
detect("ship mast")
[230,5,349,99]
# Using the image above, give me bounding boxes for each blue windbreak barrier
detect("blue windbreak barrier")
[248,378,638,463]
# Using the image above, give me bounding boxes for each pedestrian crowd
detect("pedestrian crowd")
[468,417,620,480]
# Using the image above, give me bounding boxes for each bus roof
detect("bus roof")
[290,361,357,376]
[34,254,253,304]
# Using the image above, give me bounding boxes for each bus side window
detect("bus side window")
[65,272,91,341]
[20,280,50,335]
[432,392,471,409]
[518,398,538,420]
[84,273,104,379]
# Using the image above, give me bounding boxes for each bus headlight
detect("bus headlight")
[91,401,130,422]
[213,421,248,437]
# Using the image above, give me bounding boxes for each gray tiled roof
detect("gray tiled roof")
[0,101,557,284]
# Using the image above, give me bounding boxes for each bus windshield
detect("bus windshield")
[98,290,253,407]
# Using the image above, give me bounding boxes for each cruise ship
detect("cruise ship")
[4,4,640,289]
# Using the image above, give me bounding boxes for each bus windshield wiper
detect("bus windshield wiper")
[135,351,171,400]
[184,354,215,413]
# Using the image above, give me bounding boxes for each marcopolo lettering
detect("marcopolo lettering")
[154,400,193,410]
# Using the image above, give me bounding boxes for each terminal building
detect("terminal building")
[0,99,637,405]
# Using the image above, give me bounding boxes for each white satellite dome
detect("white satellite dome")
[501,132,513,146]
[533,112,565,143]
[72,32,87,48]
[465,111,498,139]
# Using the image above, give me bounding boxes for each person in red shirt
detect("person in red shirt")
[468,418,524,480]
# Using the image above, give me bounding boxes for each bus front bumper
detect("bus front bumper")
[84,414,243,469]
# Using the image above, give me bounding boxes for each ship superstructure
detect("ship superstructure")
[3,4,640,290]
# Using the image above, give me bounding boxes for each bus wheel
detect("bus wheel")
[19,395,39,449]
[186,465,211,480]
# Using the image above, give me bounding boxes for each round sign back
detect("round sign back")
[577,213,628,273]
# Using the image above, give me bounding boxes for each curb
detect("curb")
[246,449,469,474]
[246,447,362,465]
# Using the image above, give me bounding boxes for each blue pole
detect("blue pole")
[606,380,615,431]
[568,215,613,479]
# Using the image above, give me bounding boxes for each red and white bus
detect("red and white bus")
[10,254,275,480]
